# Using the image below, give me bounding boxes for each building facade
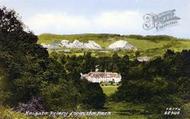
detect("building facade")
[80,71,121,83]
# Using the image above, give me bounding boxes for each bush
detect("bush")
[80,82,106,109]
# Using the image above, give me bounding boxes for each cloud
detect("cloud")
[94,11,142,31]
[25,10,143,34]
[25,13,91,34]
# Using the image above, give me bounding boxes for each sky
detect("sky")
[0,0,190,38]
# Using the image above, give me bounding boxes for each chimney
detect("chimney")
[95,65,99,72]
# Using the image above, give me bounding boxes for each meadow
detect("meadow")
[38,34,190,58]
[101,86,118,96]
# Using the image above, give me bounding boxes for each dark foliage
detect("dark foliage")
[15,97,45,113]
[0,7,106,111]
[114,49,190,115]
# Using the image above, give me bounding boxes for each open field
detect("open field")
[38,34,190,58]
[100,85,149,119]
[101,86,118,96]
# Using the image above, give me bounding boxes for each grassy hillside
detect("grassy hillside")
[38,34,190,57]
[101,86,118,96]
[38,33,121,48]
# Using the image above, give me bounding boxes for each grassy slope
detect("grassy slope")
[38,34,190,57]
[38,33,120,48]
[101,86,118,96]
[100,85,148,119]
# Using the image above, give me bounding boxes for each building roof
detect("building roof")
[83,72,121,79]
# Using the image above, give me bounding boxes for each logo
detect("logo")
[143,9,180,31]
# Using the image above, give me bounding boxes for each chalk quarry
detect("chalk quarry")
[42,40,137,51]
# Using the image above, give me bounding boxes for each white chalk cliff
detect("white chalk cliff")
[42,40,137,51]
[60,40,102,49]
[108,40,137,50]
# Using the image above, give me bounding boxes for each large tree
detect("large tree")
[0,7,106,111]
[0,7,50,105]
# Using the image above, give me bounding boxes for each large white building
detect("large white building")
[80,71,121,83]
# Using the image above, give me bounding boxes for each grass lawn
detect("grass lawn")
[101,85,118,96]
[100,85,150,119]
[98,101,148,119]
